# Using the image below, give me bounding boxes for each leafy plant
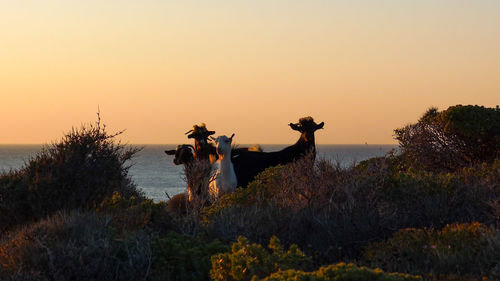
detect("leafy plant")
[261,262,421,281]
[211,237,420,281]
[149,232,229,281]
[98,191,173,234]
[210,236,313,281]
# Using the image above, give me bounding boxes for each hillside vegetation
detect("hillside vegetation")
[1,105,499,281]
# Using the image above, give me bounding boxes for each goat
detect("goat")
[185,123,263,162]
[164,145,194,214]
[165,144,194,166]
[164,144,212,213]
[208,134,237,201]
[231,116,324,188]
[185,123,216,161]
[164,192,189,215]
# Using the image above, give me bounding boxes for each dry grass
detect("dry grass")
[0,211,152,281]
[201,152,499,266]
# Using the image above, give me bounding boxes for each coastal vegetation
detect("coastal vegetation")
[1,105,499,280]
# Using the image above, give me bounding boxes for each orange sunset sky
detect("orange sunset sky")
[1,1,499,145]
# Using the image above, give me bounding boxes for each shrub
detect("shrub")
[0,211,152,281]
[210,236,313,281]
[202,164,287,219]
[203,147,499,266]
[261,262,421,281]
[363,223,500,279]
[211,237,420,281]
[203,155,391,263]
[0,115,143,232]
[97,191,173,234]
[149,232,229,281]
[394,105,500,172]
[378,165,499,229]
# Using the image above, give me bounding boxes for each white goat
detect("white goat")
[209,134,237,201]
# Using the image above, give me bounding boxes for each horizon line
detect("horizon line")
[0,143,399,146]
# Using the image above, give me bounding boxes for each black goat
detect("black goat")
[231,116,324,188]
[165,144,194,165]
[164,145,194,214]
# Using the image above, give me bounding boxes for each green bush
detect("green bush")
[261,262,421,281]
[210,236,313,281]
[97,191,173,234]
[202,165,287,220]
[363,223,500,279]
[211,236,419,281]
[0,116,143,232]
[394,105,500,171]
[149,232,229,281]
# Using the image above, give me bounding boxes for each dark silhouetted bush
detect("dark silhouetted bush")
[0,116,143,232]
[394,105,500,171]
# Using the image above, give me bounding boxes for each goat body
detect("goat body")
[231,117,324,188]
[165,144,198,201]
[209,134,237,200]
[165,192,188,215]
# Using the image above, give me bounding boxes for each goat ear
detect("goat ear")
[165,150,176,155]
[289,123,301,131]
[315,122,324,130]
[207,130,215,136]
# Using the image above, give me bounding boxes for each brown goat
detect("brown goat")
[164,144,212,213]
[165,192,189,215]
[185,123,216,161]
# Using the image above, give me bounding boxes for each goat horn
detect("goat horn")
[209,136,216,141]
[315,122,325,130]
[185,129,193,135]
[230,133,235,140]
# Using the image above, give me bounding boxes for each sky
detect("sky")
[1,0,499,145]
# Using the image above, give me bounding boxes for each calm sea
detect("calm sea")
[0,144,396,202]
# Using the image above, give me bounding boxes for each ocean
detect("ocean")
[0,144,396,202]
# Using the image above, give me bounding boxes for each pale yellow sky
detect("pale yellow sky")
[1,1,499,144]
